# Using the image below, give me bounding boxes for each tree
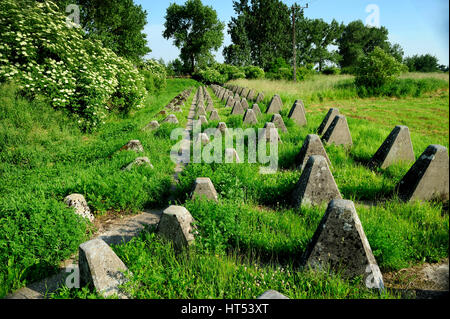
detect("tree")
[163,0,225,74]
[337,20,391,71]
[305,19,343,72]
[53,0,150,63]
[404,54,440,72]
[224,0,291,70]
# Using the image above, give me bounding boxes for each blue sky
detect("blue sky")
[135,0,449,65]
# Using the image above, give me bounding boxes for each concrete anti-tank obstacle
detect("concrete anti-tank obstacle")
[64,194,94,222]
[226,96,234,107]
[368,125,415,169]
[198,115,208,125]
[257,290,289,299]
[247,89,256,101]
[292,155,342,207]
[156,206,196,251]
[271,114,287,133]
[142,120,160,131]
[231,100,245,115]
[120,140,144,153]
[252,104,262,117]
[260,122,281,142]
[209,109,220,121]
[265,94,283,114]
[295,134,331,170]
[163,114,179,124]
[243,109,258,125]
[317,108,339,135]
[194,133,210,146]
[123,157,154,171]
[396,144,449,202]
[301,199,385,290]
[288,100,307,126]
[322,115,352,147]
[255,92,265,103]
[79,238,130,298]
[241,98,249,110]
[196,105,207,117]
[192,177,218,202]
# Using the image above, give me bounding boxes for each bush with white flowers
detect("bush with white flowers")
[0,0,147,130]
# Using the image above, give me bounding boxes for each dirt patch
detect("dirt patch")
[383,259,449,291]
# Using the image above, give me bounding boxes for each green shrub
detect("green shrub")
[0,0,147,130]
[140,59,167,93]
[322,66,341,75]
[355,47,407,90]
[242,65,265,79]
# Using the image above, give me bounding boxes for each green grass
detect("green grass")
[0,78,200,298]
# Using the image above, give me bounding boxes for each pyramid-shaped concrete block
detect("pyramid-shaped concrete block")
[156,206,196,250]
[196,105,207,117]
[243,109,258,125]
[271,114,287,133]
[255,92,264,103]
[226,96,234,107]
[123,157,154,171]
[252,104,262,117]
[209,109,220,121]
[142,120,160,132]
[322,115,352,147]
[242,88,249,98]
[241,98,249,110]
[257,290,289,299]
[198,115,208,125]
[396,145,449,202]
[265,95,282,114]
[197,100,205,109]
[302,200,384,290]
[120,140,144,153]
[79,238,130,298]
[368,126,415,169]
[192,177,218,202]
[292,155,342,207]
[206,102,214,113]
[194,133,210,146]
[260,122,281,142]
[288,100,307,126]
[163,114,179,124]
[247,89,256,101]
[317,108,339,135]
[231,101,244,115]
[295,134,331,170]
[225,148,242,163]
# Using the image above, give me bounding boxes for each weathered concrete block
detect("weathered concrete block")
[271,114,287,133]
[288,100,307,126]
[226,96,234,107]
[231,101,245,115]
[317,108,339,135]
[206,101,214,113]
[123,157,154,171]
[156,206,196,250]
[242,88,249,99]
[209,109,220,121]
[265,95,282,114]
[79,238,130,298]
[142,120,160,132]
[196,105,207,117]
[255,92,265,103]
[198,115,208,125]
[257,290,289,299]
[322,115,352,147]
[225,148,241,163]
[243,109,258,125]
[260,122,281,142]
[64,194,94,222]
[192,177,218,202]
[217,122,228,135]
[369,126,415,169]
[247,89,256,101]
[396,145,449,202]
[295,134,331,170]
[194,133,210,146]
[241,98,249,110]
[302,199,384,290]
[163,114,179,124]
[252,104,262,117]
[120,140,144,153]
[292,155,342,207]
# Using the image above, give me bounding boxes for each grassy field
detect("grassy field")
[3,73,448,299]
[51,73,449,300]
[0,78,200,297]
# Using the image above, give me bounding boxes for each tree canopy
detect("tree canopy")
[163,0,225,73]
